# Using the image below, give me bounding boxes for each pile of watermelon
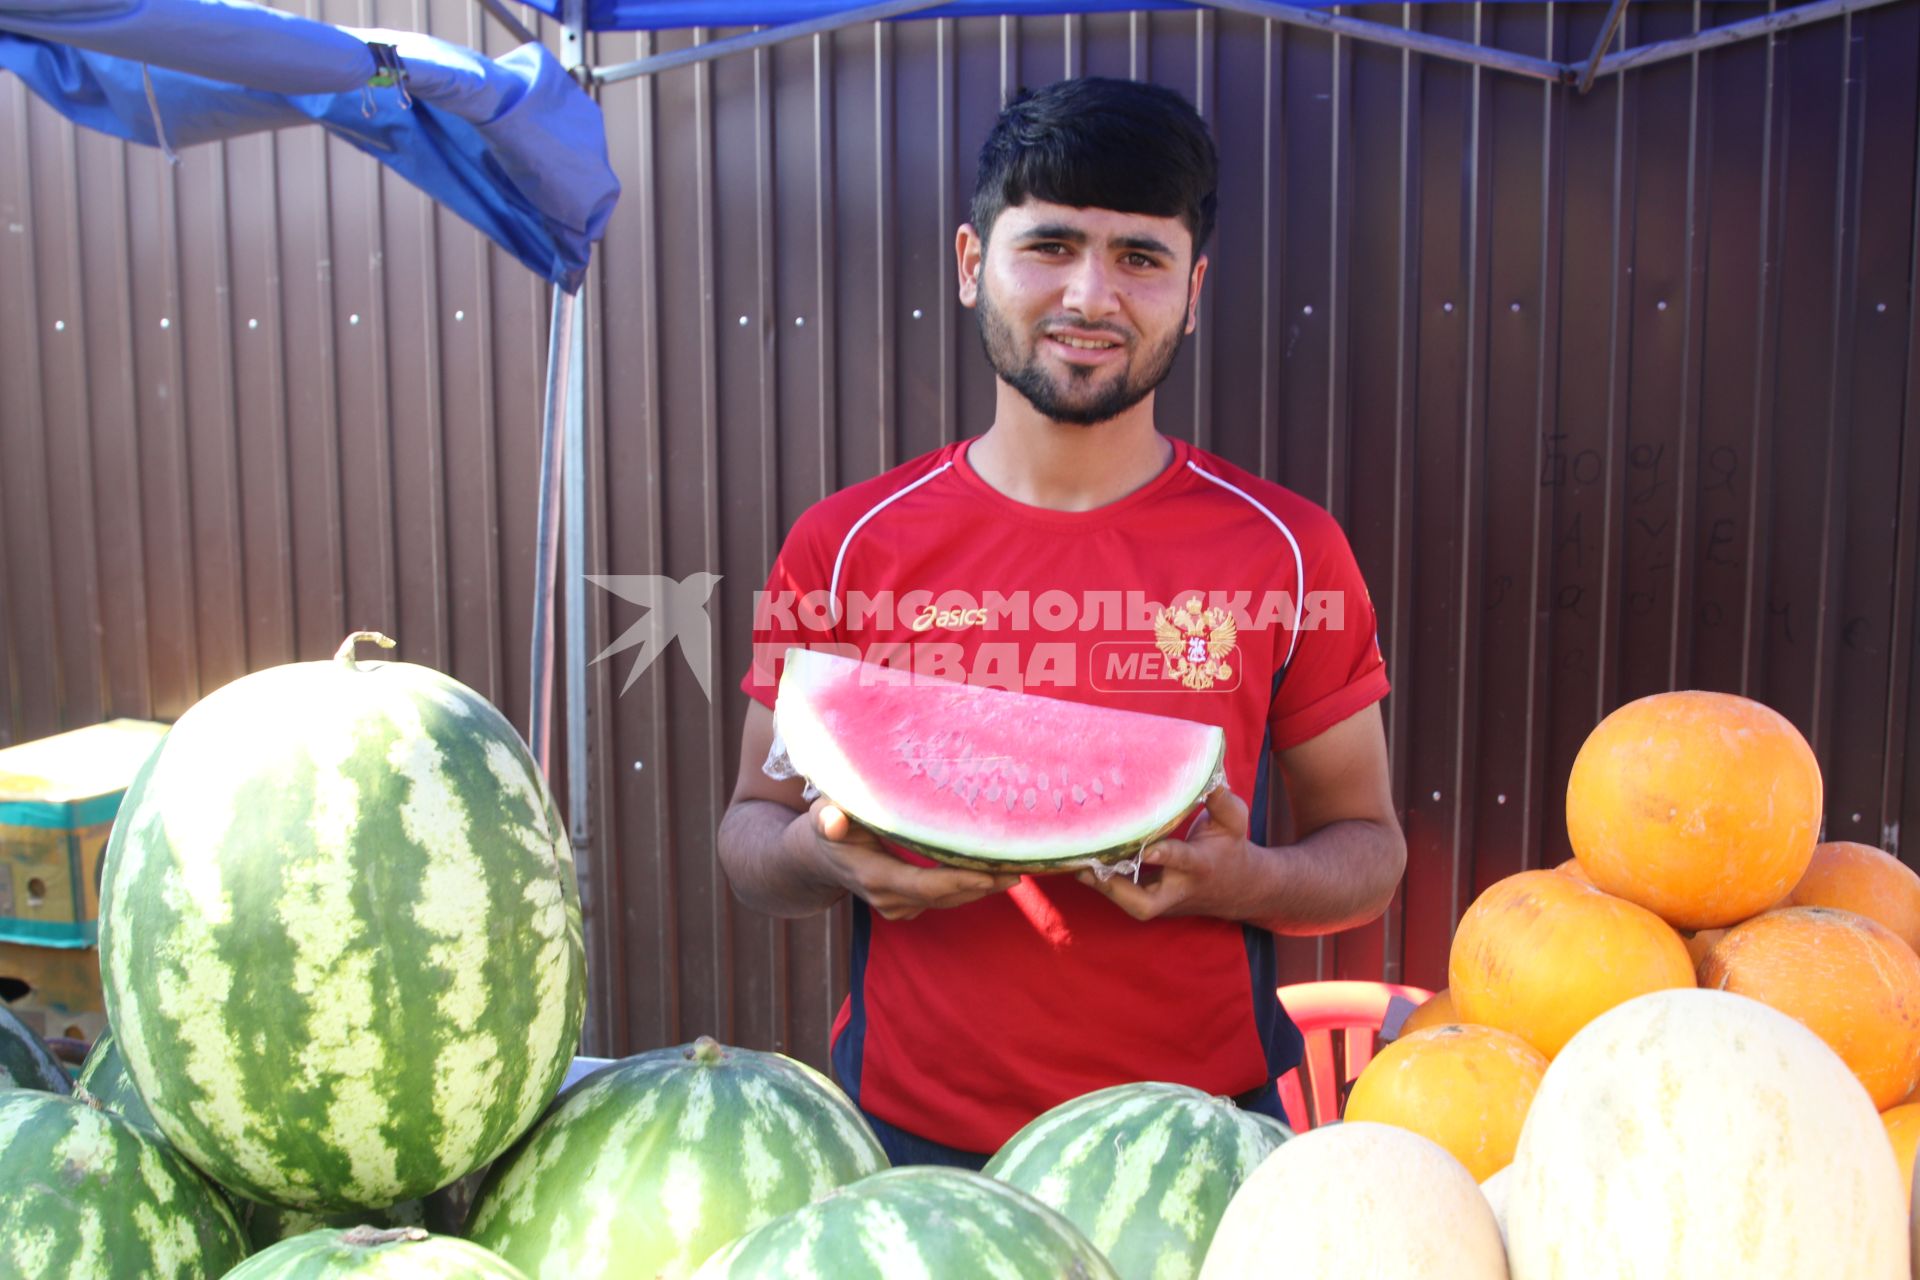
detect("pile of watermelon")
[0,640,1303,1278]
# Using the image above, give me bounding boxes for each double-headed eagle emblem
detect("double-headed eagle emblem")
[1153,597,1236,691]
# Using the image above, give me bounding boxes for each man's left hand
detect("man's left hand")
[1073,785,1259,922]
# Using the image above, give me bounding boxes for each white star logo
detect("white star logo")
[586,573,724,701]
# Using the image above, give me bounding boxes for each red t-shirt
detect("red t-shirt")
[741,436,1389,1152]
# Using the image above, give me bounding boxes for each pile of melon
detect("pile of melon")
[1241,688,1920,1279]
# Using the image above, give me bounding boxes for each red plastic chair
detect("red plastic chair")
[1275,980,1433,1132]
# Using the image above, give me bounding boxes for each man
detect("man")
[717,77,1406,1168]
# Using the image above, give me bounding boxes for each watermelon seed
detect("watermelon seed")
[1072,785,1086,805]
[1054,792,1065,813]
[1038,772,1049,790]
[984,784,1002,802]
[1022,788,1038,811]
[1091,779,1104,798]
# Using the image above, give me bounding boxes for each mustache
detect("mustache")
[1038,322,1132,341]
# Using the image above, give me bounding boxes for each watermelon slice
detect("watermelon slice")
[772,648,1225,871]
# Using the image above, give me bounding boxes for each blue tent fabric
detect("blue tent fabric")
[0,0,376,91]
[0,0,617,289]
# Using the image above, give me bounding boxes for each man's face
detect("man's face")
[958,200,1208,427]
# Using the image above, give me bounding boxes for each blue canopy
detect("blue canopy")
[0,0,618,289]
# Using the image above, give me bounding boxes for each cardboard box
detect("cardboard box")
[0,719,169,947]
[0,938,107,1043]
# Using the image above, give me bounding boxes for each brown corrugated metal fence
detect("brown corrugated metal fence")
[2,0,1917,1066]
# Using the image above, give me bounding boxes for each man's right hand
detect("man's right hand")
[787,796,1018,921]
[719,698,1019,920]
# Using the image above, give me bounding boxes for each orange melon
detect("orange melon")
[1881,1103,1920,1204]
[1787,842,1920,955]
[1553,857,1593,885]
[1343,1024,1548,1181]
[1399,989,1458,1037]
[1698,907,1920,1109]
[1684,927,1727,972]
[1565,690,1822,930]
[1449,869,1695,1058]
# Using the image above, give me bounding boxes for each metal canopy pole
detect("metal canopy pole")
[529,284,574,776]
[555,0,607,1059]
[1591,0,1909,79]
[475,0,540,45]
[1576,0,1631,94]
[592,0,948,83]
[585,0,1902,90]
[1195,0,1570,84]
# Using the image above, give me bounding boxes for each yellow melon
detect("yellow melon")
[1449,869,1695,1058]
[1552,857,1592,885]
[1683,927,1726,972]
[1399,988,1458,1037]
[1344,1024,1546,1181]
[1480,1165,1511,1249]
[1565,690,1821,930]
[1699,907,1920,1109]
[1200,1122,1506,1279]
[1506,989,1904,1278]
[1881,1103,1920,1204]
[1787,842,1920,955]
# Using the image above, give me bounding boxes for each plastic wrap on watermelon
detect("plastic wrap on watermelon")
[765,648,1228,879]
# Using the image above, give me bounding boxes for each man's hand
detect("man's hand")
[721,700,1020,920]
[790,797,1019,922]
[1069,702,1407,934]
[1072,785,1257,922]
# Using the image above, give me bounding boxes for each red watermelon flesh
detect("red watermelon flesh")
[772,648,1224,871]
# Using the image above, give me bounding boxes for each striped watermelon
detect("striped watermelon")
[1,1002,71,1094]
[99,633,586,1213]
[223,1225,530,1278]
[0,1089,248,1277]
[468,1037,887,1278]
[76,1027,158,1133]
[982,1082,1291,1280]
[691,1166,1121,1279]
[77,1027,437,1249]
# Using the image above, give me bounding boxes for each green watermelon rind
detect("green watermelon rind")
[75,1027,159,1136]
[0,1001,73,1095]
[76,1026,445,1250]
[691,1165,1122,1280]
[98,642,586,1214]
[774,648,1227,871]
[0,1089,249,1278]
[467,1038,888,1279]
[222,1225,531,1279]
[982,1082,1292,1280]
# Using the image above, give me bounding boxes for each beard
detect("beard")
[974,279,1189,427]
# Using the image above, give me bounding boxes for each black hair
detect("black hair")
[969,77,1219,259]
